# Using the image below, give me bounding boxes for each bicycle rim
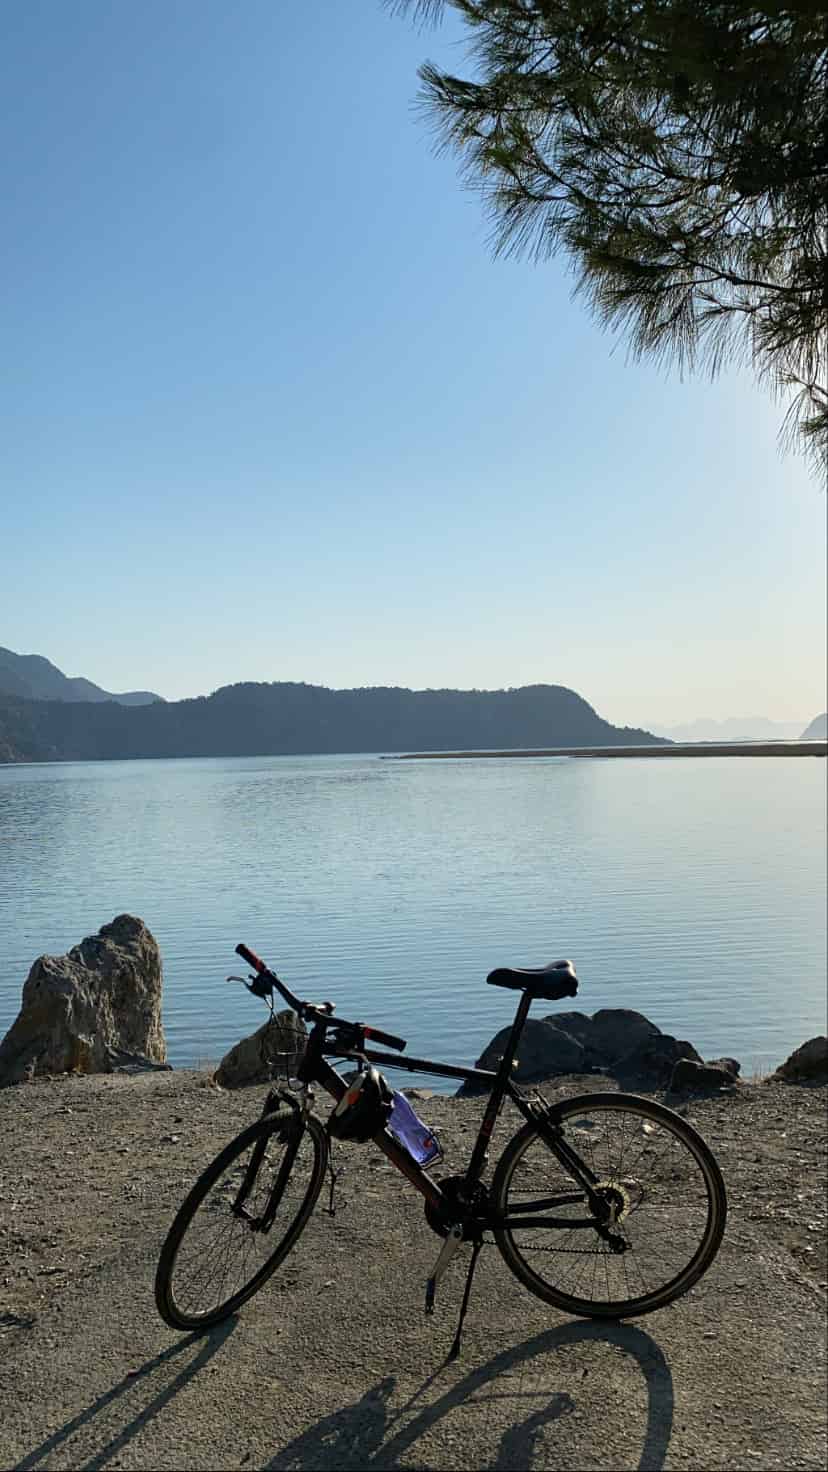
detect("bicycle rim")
[493,1092,726,1318]
[155,1110,327,1331]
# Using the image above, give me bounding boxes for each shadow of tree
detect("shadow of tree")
[264,1319,673,1471]
[16,1321,236,1471]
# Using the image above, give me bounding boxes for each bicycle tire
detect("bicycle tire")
[155,1108,328,1331]
[493,1091,726,1319]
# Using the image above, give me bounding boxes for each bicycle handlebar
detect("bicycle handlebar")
[234,942,303,1012]
[361,1024,407,1052]
[235,942,266,975]
[234,942,407,1051]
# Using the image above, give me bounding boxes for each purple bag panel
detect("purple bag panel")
[388,1091,442,1167]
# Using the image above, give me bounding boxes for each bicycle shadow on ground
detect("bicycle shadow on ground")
[14,1320,236,1472]
[263,1319,674,1472]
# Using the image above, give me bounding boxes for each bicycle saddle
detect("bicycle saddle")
[486,959,578,1001]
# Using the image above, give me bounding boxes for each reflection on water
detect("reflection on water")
[0,753,825,1085]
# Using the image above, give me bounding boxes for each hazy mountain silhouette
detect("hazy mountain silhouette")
[648,715,807,743]
[0,679,667,763]
[801,713,827,739]
[0,646,161,706]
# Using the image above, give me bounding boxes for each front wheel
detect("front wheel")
[155,1108,328,1331]
[493,1092,726,1319]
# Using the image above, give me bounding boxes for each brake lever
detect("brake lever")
[226,973,274,1000]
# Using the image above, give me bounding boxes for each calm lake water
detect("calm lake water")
[1,753,825,1088]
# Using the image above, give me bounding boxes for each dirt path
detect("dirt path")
[1,1072,825,1471]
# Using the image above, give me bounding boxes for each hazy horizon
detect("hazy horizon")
[1,2,825,728]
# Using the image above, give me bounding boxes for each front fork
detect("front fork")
[231,1087,308,1231]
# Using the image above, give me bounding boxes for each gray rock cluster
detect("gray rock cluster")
[470,1009,828,1096]
[0,915,168,1087]
[466,1007,739,1095]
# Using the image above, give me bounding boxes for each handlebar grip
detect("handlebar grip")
[235,942,266,974]
[363,1025,407,1052]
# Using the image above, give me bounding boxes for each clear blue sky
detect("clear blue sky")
[1,0,825,726]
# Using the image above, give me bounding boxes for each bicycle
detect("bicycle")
[155,943,727,1356]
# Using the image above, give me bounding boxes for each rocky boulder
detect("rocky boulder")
[668,1058,739,1094]
[613,1033,702,1088]
[706,1056,741,1078]
[773,1037,828,1084]
[469,1005,742,1093]
[545,1011,594,1049]
[458,1018,585,1094]
[213,1010,307,1088]
[0,915,167,1087]
[542,1008,662,1071]
[475,1019,585,1083]
[587,1009,662,1064]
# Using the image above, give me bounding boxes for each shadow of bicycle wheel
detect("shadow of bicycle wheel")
[263,1318,673,1471]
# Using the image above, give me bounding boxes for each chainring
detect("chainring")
[424,1175,491,1240]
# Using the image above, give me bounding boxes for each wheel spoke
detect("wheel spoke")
[494,1095,725,1318]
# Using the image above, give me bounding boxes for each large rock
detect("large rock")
[544,1011,595,1048]
[669,1058,739,1094]
[773,1037,828,1084]
[0,915,167,1087]
[474,1018,586,1084]
[543,1007,663,1071]
[213,1011,307,1088]
[706,1056,741,1078]
[471,1005,729,1092]
[613,1032,702,1088]
[588,1009,662,1063]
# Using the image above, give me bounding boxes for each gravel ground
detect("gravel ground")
[0,1069,825,1471]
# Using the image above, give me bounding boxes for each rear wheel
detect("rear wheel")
[493,1092,726,1318]
[155,1109,327,1331]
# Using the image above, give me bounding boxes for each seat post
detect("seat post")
[492,988,533,1092]
[464,987,534,1186]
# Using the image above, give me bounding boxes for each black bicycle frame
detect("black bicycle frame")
[307,989,605,1232]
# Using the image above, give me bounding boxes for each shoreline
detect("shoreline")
[2,740,825,768]
[394,741,828,760]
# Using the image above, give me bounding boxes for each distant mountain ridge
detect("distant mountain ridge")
[0,646,161,707]
[0,679,668,764]
[649,716,808,743]
[801,713,827,740]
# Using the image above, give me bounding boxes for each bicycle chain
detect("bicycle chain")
[517,1243,628,1254]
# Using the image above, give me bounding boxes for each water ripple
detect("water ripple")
[1,753,825,1085]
